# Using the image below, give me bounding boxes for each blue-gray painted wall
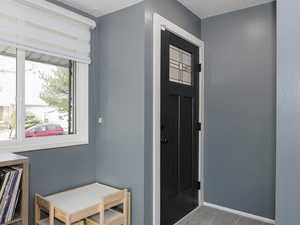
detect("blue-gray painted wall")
[144,1,201,224]
[276,0,300,224]
[201,3,276,219]
[12,1,279,224]
[94,3,145,225]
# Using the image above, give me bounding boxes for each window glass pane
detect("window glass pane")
[25,51,76,138]
[0,46,16,141]
[169,45,192,86]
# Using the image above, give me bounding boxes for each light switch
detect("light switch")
[98,117,103,124]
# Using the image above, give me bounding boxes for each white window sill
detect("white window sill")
[0,134,89,153]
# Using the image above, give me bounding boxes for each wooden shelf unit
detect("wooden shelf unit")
[0,153,29,225]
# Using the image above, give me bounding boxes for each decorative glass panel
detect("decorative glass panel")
[169,45,192,86]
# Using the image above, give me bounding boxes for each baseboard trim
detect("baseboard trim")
[203,202,275,224]
[174,206,201,225]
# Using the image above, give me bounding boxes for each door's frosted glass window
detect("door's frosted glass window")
[183,52,191,66]
[169,45,192,86]
[182,70,192,84]
[169,60,180,82]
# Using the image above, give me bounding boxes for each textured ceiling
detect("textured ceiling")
[55,0,143,17]
[178,0,275,19]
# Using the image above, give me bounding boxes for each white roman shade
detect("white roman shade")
[0,0,96,64]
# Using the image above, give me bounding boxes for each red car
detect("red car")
[25,124,64,137]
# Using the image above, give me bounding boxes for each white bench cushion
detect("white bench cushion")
[45,184,118,214]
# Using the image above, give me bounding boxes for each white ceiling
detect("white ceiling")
[55,0,144,17]
[56,0,274,19]
[178,0,275,19]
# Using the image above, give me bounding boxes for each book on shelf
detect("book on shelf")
[0,167,23,224]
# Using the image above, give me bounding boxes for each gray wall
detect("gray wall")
[11,1,279,224]
[19,1,97,224]
[201,3,276,219]
[144,1,201,224]
[276,0,300,224]
[94,3,145,225]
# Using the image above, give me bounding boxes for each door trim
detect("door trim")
[153,13,205,225]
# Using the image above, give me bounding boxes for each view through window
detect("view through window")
[0,46,76,141]
[0,47,16,141]
[25,52,76,138]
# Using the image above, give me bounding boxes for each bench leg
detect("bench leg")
[34,196,40,225]
[126,192,131,225]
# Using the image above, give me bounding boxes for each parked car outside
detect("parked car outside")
[25,123,64,137]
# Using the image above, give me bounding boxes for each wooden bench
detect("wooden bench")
[35,183,131,225]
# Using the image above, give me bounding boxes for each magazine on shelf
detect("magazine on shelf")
[0,167,23,224]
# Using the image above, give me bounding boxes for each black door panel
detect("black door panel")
[161,30,200,225]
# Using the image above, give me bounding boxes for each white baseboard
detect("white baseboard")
[174,206,201,225]
[203,202,275,224]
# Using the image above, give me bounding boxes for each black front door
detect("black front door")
[160,30,200,225]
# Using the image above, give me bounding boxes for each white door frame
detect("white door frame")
[152,13,205,225]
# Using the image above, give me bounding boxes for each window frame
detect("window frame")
[0,49,89,152]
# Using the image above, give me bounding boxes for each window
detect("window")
[25,52,76,138]
[0,45,89,152]
[169,45,192,86]
[0,0,94,152]
[0,47,16,141]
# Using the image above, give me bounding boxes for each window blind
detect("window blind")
[0,0,96,64]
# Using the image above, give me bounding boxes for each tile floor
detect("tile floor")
[176,206,273,225]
